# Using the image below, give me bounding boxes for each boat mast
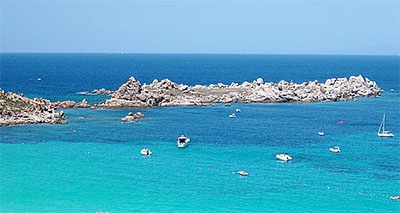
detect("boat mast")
[378,113,386,133]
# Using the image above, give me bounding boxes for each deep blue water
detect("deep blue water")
[0,54,399,212]
[1,54,399,102]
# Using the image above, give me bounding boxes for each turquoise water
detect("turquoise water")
[1,54,399,212]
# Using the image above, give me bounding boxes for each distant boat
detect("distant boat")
[237,170,248,176]
[329,146,341,153]
[177,134,190,148]
[37,77,42,81]
[377,114,395,137]
[140,148,152,156]
[229,113,236,118]
[224,103,231,107]
[337,121,346,124]
[276,153,292,161]
[236,108,241,113]
[390,196,400,200]
[318,131,325,136]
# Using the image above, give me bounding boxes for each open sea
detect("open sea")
[0,54,399,212]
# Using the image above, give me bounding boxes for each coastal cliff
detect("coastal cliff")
[96,75,383,108]
[0,89,66,126]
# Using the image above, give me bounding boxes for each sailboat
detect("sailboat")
[377,113,395,137]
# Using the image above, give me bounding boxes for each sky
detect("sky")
[1,0,399,55]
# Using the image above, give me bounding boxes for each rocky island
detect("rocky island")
[0,75,383,126]
[96,75,383,108]
[121,112,147,122]
[0,89,66,126]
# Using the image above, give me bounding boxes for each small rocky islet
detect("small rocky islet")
[0,75,383,126]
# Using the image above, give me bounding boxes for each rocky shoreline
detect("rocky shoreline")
[0,90,66,126]
[96,75,383,108]
[0,75,383,126]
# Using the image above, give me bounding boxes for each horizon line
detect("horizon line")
[0,52,399,57]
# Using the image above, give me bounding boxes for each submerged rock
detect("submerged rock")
[121,112,147,122]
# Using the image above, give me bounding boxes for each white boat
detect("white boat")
[229,113,236,118]
[275,153,292,161]
[177,134,190,148]
[237,170,248,176]
[329,146,341,153]
[140,148,152,156]
[377,113,395,137]
[236,108,241,113]
[318,131,325,136]
[390,196,400,200]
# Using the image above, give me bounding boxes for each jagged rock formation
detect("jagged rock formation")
[0,89,66,126]
[51,99,90,109]
[91,88,114,95]
[77,88,114,95]
[96,75,383,108]
[121,112,147,122]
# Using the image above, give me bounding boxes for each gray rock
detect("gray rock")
[92,75,383,108]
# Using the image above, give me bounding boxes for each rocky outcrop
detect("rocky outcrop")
[91,88,114,95]
[78,88,114,95]
[121,112,147,122]
[51,99,90,109]
[96,75,383,108]
[0,89,66,126]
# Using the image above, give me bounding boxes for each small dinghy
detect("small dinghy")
[229,113,236,118]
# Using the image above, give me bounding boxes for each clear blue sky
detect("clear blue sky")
[1,0,399,55]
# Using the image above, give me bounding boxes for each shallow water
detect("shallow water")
[1,54,399,212]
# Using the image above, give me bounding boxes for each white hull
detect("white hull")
[329,146,340,153]
[237,170,248,176]
[140,148,152,156]
[177,135,190,148]
[276,154,292,161]
[177,142,189,148]
[377,132,394,137]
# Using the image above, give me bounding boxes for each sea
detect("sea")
[0,54,399,213]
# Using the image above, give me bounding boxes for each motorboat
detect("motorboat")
[140,148,152,156]
[237,170,248,176]
[337,121,346,124]
[229,113,236,118]
[390,196,400,200]
[275,153,292,161]
[377,113,395,137]
[329,146,341,153]
[318,131,325,136]
[177,134,190,148]
[236,108,241,113]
